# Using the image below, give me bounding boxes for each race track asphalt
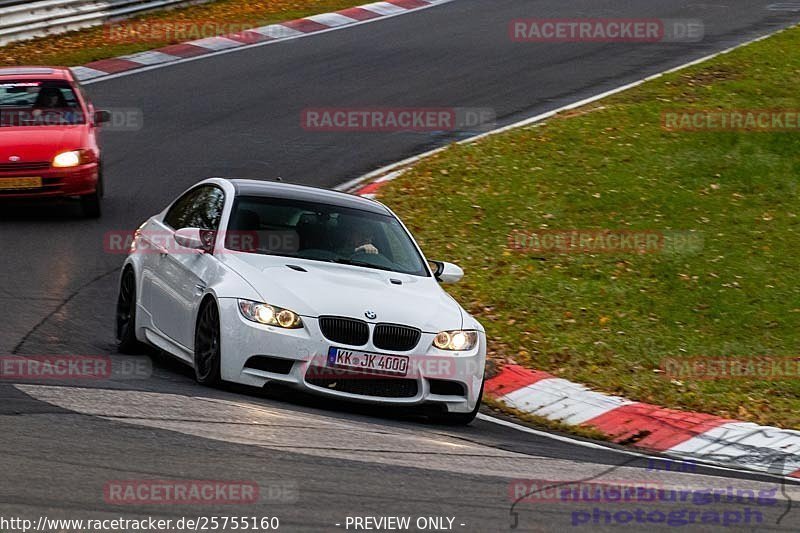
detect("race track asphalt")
[1,1,800,530]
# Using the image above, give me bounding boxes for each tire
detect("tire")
[80,171,102,218]
[428,380,484,426]
[116,268,143,354]
[194,300,222,386]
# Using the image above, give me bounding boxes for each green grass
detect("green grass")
[379,26,800,429]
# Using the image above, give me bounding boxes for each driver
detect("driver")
[338,220,379,255]
[34,87,67,109]
[31,87,69,124]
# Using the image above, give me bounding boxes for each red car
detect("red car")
[0,66,109,217]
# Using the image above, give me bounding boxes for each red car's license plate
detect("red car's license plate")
[0,177,42,190]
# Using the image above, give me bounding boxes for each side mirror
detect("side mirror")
[430,260,464,284]
[174,228,209,252]
[94,110,111,124]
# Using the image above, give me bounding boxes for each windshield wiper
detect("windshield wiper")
[331,258,396,272]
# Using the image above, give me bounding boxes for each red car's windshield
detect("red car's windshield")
[0,79,85,126]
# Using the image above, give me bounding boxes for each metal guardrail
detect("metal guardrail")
[0,0,209,46]
[0,0,33,8]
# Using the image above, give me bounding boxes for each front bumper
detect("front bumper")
[0,163,99,199]
[217,298,486,413]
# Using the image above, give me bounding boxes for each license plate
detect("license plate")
[327,347,409,376]
[0,177,42,190]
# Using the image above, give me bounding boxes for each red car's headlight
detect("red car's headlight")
[52,149,96,168]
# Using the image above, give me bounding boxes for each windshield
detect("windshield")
[225,196,430,277]
[0,80,85,126]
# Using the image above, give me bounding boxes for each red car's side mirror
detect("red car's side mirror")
[94,110,111,124]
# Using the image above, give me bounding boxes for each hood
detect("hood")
[0,126,88,162]
[220,253,464,332]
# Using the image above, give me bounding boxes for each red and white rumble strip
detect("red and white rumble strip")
[351,170,405,198]
[483,365,800,479]
[70,0,448,82]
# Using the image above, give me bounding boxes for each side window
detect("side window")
[164,186,225,231]
[184,187,225,230]
[74,80,89,102]
[164,188,203,229]
[73,81,92,112]
[61,86,79,107]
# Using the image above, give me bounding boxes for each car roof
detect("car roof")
[0,67,73,81]
[228,179,392,215]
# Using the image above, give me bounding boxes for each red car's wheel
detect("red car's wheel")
[80,167,102,218]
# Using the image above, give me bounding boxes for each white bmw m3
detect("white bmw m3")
[116,178,486,424]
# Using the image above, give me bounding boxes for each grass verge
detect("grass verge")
[379,26,800,429]
[1,0,364,67]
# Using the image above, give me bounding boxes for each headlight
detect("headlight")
[238,299,302,329]
[433,330,479,351]
[52,149,94,168]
